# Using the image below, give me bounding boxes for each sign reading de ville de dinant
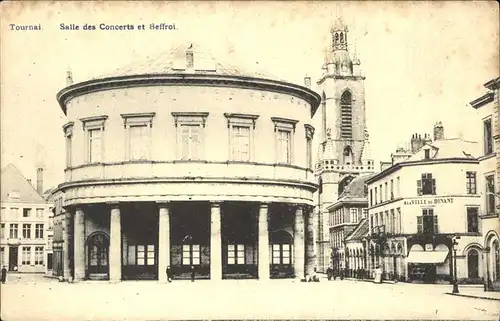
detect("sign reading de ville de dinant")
[403,197,454,206]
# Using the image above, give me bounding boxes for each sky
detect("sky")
[1,1,498,190]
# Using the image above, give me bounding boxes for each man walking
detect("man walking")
[166,265,172,283]
[1,266,7,284]
[190,265,195,282]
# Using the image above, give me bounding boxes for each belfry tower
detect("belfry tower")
[314,17,375,272]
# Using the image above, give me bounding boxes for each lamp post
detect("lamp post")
[452,236,460,294]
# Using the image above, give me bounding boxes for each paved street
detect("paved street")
[1,274,499,320]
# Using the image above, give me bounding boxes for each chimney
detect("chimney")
[66,70,73,85]
[36,167,43,195]
[304,75,311,88]
[186,44,194,69]
[433,121,444,141]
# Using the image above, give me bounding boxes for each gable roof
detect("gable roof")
[346,218,369,242]
[406,138,480,162]
[1,164,46,204]
[338,173,375,201]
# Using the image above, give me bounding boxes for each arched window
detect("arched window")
[335,33,339,41]
[343,146,354,165]
[340,32,344,43]
[467,249,479,279]
[340,91,353,138]
[87,232,109,277]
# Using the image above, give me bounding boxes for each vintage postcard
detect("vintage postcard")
[0,1,499,320]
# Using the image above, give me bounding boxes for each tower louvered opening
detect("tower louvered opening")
[340,91,352,139]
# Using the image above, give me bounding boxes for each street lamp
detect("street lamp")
[452,236,460,294]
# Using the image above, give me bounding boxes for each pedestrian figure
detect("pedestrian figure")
[1,266,7,284]
[327,267,333,280]
[166,265,172,282]
[190,265,195,282]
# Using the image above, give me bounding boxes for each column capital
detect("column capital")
[156,201,170,208]
[106,201,120,210]
[259,202,270,209]
[210,201,222,208]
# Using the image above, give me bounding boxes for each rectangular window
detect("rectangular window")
[22,224,31,239]
[397,208,402,234]
[306,137,313,169]
[181,125,201,160]
[22,246,31,265]
[121,113,155,161]
[0,247,4,266]
[374,187,378,204]
[417,173,436,195]
[36,208,44,219]
[484,118,493,155]
[466,172,477,194]
[272,117,297,165]
[88,128,102,163]
[467,207,479,233]
[129,124,150,160]
[369,190,373,206]
[379,184,383,202]
[35,246,44,265]
[384,182,388,202]
[172,112,208,161]
[424,149,430,159]
[63,122,74,167]
[225,114,259,162]
[9,224,18,239]
[277,129,292,164]
[227,244,245,265]
[390,209,395,234]
[231,126,251,161]
[23,208,31,218]
[182,244,200,266]
[66,135,72,167]
[35,224,44,239]
[0,223,4,239]
[350,208,358,223]
[390,180,394,200]
[419,209,437,234]
[486,174,496,214]
[396,177,401,198]
[10,207,19,219]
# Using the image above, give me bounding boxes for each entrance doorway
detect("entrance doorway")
[87,232,109,279]
[467,249,479,279]
[8,246,18,271]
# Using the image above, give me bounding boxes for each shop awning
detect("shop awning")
[406,250,449,264]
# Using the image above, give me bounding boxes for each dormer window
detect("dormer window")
[424,149,430,159]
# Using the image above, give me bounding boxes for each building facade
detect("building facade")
[469,76,500,290]
[52,46,321,282]
[1,164,53,274]
[366,137,483,283]
[327,174,371,276]
[314,18,375,273]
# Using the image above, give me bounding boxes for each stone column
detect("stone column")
[158,203,170,283]
[258,203,270,280]
[73,208,85,281]
[305,206,315,277]
[484,247,491,290]
[109,204,122,282]
[294,205,305,279]
[210,202,222,281]
[63,212,71,281]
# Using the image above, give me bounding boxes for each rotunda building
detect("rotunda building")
[54,46,321,281]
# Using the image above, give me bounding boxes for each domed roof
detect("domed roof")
[94,44,282,82]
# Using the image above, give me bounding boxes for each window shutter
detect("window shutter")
[417,180,422,195]
[417,216,423,233]
[433,215,438,234]
[432,179,436,195]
